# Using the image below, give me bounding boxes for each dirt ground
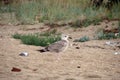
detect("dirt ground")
[0,21,120,80]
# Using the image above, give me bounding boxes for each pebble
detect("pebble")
[75,47,80,49]
[19,52,28,56]
[77,66,81,68]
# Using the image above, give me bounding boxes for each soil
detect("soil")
[0,21,120,80]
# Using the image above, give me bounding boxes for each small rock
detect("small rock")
[0,35,3,38]
[77,66,81,68]
[33,69,38,71]
[75,47,80,49]
[11,67,21,72]
[19,52,28,56]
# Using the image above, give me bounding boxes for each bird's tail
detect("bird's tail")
[39,48,49,53]
[39,49,46,52]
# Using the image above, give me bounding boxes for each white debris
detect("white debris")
[115,33,119,37]
[19,52,28,56]
[105,41,117,46]
[114,52,120,55]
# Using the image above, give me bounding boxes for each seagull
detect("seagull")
[40,34,69,53]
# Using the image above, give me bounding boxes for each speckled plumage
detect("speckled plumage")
[40,34,69,53]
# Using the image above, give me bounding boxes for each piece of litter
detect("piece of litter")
[114,52,120,55]
[105,41,111,45]
[105,41,117,46]
[19,52,28,56]
[11,67,21,72]
[115,33,119,36]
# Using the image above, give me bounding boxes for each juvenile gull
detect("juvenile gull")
[40,34,69,53]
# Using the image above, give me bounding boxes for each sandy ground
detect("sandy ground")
[0,21,120,80]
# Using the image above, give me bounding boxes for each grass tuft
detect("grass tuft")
[12,33,21,39]
[95,30,120,40]
[12,30,61,46]
[0,0,120,25]
[15,1,39,24]
[74,36,90,42]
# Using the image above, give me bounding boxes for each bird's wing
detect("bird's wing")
[46,40,68,52]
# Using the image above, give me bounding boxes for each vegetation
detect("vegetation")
[95,26,120,40]
[12,30,61,46]
[74,36,90,42]
[0,0,120,26]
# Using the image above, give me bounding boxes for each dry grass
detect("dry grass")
[0,0,120,25]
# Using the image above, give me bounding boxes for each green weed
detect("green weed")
[95,30,119,40]
[12,30,61,46]
[12,33,21,39]
[74,36,90,42]
[107,3,120,19]
[0,5,14,13]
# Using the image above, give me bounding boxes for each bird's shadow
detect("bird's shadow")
[36,49,41,52]
[36,49,45,53]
